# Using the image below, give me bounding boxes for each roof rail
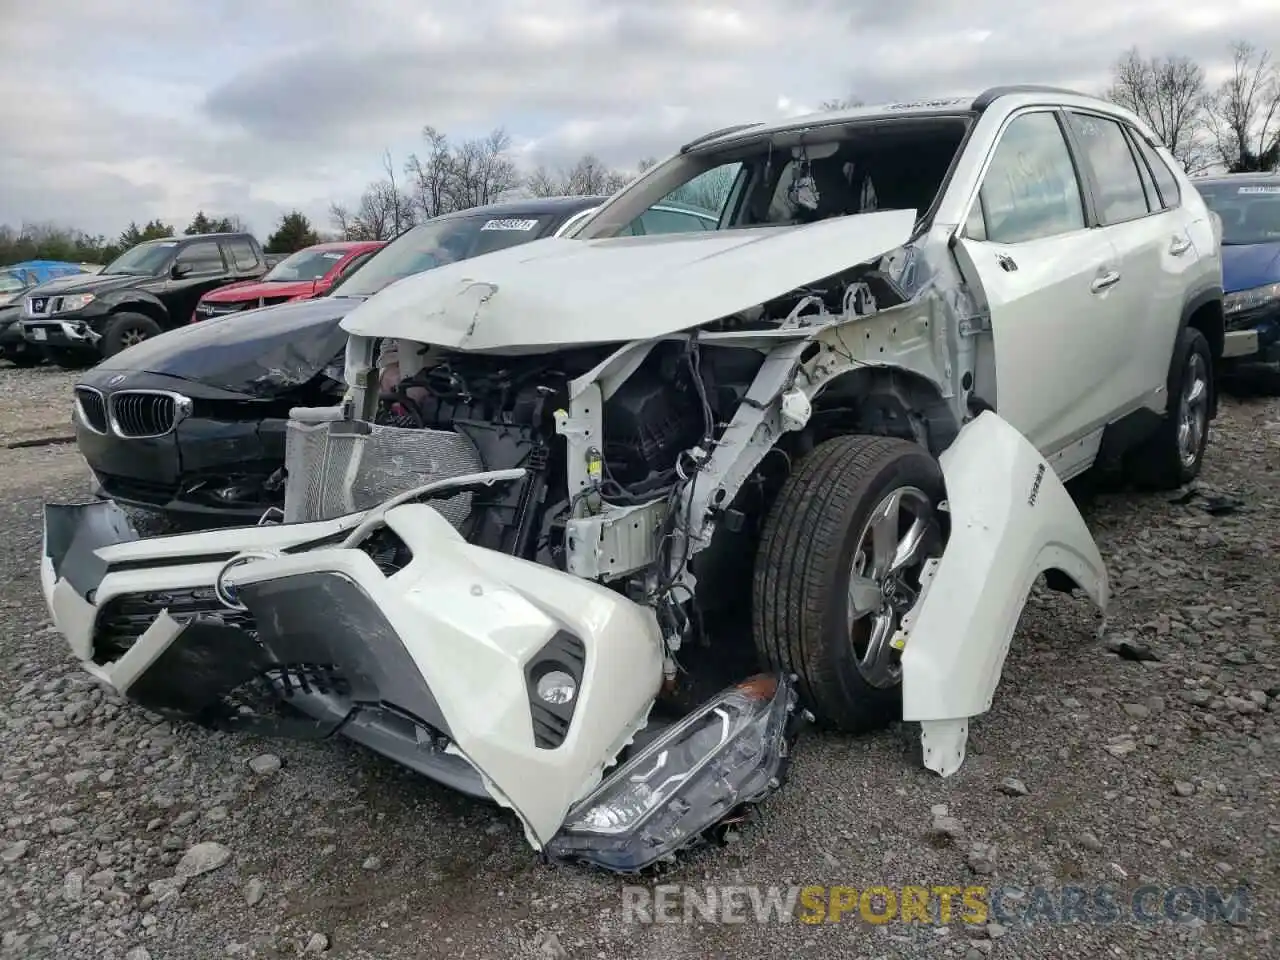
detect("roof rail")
[971,85,1090,111]
[680,122,763,153]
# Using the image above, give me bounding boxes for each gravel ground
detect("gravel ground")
[0,362,1277,960]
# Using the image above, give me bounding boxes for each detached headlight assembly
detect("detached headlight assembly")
[1224,281,1280,318]
[55,293,95,314]
[545,674,804,872]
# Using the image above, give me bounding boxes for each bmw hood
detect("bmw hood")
[340,209,917,351]
[95,296,364,397]
[1222,241,1280,293]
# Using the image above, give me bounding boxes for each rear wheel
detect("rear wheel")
[1,346,42,367]
[1125,327,1213,490]
[752,435,946,732]
[101,312,163,358]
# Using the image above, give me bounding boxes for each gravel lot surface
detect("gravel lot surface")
[0,363,1277,959]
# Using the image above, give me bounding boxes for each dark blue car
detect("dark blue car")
[1194,174,1280,385]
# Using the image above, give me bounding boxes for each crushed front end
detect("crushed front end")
[39,333,807,866]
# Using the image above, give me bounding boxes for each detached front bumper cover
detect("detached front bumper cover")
[545,673,805,873]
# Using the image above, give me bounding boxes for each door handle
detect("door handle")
[1090,270,1121,293]
[1169,235,1192,256]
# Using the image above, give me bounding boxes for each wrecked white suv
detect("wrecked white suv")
[41,86,1224,872]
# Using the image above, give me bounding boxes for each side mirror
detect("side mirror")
[170,262,192,279]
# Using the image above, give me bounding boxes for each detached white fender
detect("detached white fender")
[900,412,1109,776]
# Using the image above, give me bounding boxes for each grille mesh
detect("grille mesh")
[110,392,177,438]
[74,387,108,433]
[282,417,484,524]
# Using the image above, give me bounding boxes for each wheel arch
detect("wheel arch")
[1181,287,1224,414]
[109,300,167,328]
[810,365,961,457]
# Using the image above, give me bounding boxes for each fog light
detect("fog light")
[536,670,577,705]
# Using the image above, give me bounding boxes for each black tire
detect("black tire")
[752,435,946,732]
[1,347,42,367]
[101,312,163,358]
[1125,327,1213,490]
[41,347,93,369]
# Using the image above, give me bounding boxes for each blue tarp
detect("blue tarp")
[1,260,88,287]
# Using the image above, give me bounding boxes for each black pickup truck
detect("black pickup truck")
[20,232,267,365]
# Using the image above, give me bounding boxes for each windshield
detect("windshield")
[102,241,179,276]
[335,214,556,297]
[263,247,347,282]
[577,117,970,239]
[1195,181,1280,245]
[0,272,27,295]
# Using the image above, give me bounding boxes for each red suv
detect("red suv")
[191,240,385,322]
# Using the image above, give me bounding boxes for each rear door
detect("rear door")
[165,240,231,325]
[952,109,1130,455]
[1062,111,1186,415]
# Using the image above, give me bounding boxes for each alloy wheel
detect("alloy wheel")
[846,485,943,688]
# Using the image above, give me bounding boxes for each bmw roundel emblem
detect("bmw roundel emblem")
[107,374,127,387]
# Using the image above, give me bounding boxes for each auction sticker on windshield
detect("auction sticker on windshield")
[1239,186,1280,193]
[481,219,540,231]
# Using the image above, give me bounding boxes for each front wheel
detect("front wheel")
[752,435,946,732]
[101,312,163,358]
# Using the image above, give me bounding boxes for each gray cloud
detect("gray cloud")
[0,0,1277,237]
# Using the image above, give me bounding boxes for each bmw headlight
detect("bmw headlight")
[545,674,804,872]
[1224,282,1280,318]
[55,293,95,314]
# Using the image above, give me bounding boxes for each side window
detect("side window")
[1127,129,1160,212]
[1066,112,1150,223]
[626,161,742,235]
[977,111,1086,244]
[637,206,716,235]
[174,240,226,276]
[1133,135,1181,209]
[224,238,261,272]
[963,195,988,241]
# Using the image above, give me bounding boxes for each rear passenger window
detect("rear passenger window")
[978,111,1086,244]
[1066,113,1150,223]
[174,240,226,275]
[1133,135,1181,209]
[225,238,261,271]
[1128,131,1160,211]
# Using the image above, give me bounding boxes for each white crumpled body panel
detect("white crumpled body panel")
[340,210,916,350]
[900,412,1109,776]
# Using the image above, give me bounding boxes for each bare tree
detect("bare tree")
[1107,48,1211,173]
[404,126,454,219]
[381,149,415,234]
[1208,41,1280,172]
[525,165,562,198]
[328,201,355,240]
[563,154,631,195]
[447,128,521,209]
[526,155,651,197]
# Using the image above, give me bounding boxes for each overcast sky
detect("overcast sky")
[2,0,1278,239]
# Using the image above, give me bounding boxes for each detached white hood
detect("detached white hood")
[340,209,916,351]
